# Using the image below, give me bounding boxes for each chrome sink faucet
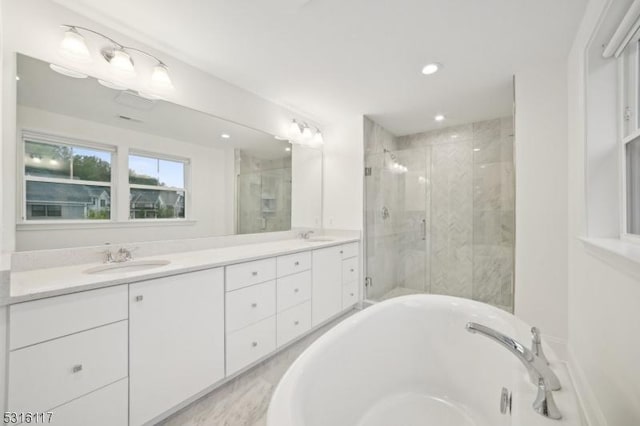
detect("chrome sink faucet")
[103,247,136,263]
[299,230,315,239]
[466,322,562,420]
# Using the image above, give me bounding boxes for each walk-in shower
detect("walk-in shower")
[364,117,515,311]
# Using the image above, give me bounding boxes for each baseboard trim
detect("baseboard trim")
[566,349,608,426]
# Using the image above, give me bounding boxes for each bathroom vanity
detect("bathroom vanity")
[2,237,360,425]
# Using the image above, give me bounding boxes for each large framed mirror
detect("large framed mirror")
[14,54,322,250]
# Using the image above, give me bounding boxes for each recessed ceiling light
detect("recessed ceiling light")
[285,147,291,152]
[221,133,231,139]
[15,75,20,81]
[473,148,481,152]
[422,63,442,75]
[434,114,446,122]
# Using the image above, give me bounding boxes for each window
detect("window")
[128,153,186,219]
[23,135,113,221]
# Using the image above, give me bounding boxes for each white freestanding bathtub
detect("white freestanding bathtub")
[268,295,582,426]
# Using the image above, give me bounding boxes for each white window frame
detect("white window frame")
[19,130,117,224]
[127,150,190,221]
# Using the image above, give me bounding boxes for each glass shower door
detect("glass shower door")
[364,147,430,301]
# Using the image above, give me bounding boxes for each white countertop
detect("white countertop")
[5,237,360,306]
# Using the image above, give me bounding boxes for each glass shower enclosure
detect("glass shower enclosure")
[364,116,515,312]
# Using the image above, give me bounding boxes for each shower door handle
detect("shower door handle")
[421,219,427,240]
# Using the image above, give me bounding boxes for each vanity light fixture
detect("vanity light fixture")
[53,25,174,92]
[434,114,446,122]
[59,26,91,63]
[289,119,323,147]
[421,62,442,75]
[302,123,313,140]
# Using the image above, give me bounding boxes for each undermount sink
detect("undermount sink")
[305,237,336,242]
[84,259,171,275]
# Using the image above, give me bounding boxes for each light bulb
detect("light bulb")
[150,63,174,90]
[59,27,91,63]
[313,129,324,145]
[302,125,313,140]
[108,48,136,78]
[289,120,301,139]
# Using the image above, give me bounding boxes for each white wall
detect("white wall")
[1,0,321,252]
[15,106,233,250]
[514,63,569,349]
[322,116,364,230]
[567,0,640,424]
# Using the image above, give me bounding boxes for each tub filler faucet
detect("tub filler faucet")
[466,322,562,420]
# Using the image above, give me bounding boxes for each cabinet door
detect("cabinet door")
[129,268,225,426]
[311,246,343,326]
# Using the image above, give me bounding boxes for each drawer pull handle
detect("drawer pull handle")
[294,261,300,266]
[72,364,83,373]
[252,341,258,347]
[350,293,354,296]
[294,288,299,293]
[350,268,354,272]
[251,303,258,308]
[252,271,258,276]
[135,295,144,302]
[294,320,299,326]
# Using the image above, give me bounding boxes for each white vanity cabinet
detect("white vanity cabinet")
[129,268,225,426]
[311,246,345,326]
[7,286,129,425]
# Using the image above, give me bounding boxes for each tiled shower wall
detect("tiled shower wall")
[364,116,515,311]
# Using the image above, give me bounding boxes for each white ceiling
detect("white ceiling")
[17,54,291,159]
[53,0,587,135]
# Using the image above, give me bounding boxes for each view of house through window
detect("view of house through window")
[129,154,186,219]
[23,138,113,220]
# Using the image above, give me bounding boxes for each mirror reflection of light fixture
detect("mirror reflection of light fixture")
[49,63,88,79]
[51,25,174,93]
[98,79,127,90]
[59,27,91,63]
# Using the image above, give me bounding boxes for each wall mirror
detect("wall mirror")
[15,54,323,250]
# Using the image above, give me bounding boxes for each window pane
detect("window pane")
[129,155,160,185]
[130,188,185,219]
[159,159,184,188]
[25,140,71,178]
[25,181,111,220]
[72,147,111,182]
[129,154,185,188]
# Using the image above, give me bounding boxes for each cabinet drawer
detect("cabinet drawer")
[277,301,311,347]
[277,270,311,312]
[8,320,128,414]
[342,281,359,309]
[226,281,276,333]
[9,285,128,350]
[340,242,359,259]
[226,317,276,375]
[49,378,128,426]
[277,251,311,277]
[342,257,359,284]
[226,258,276,291]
